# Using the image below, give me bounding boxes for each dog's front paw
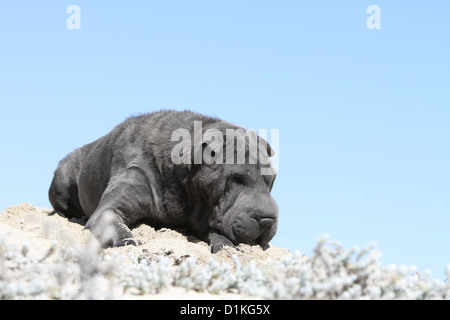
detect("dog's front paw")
[112,237,140,247]
[208,232,234,253]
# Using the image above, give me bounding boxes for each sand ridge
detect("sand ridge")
[0,203,292,269]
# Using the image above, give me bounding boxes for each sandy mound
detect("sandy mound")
[0,203,292,299]
[2,204,449,300]
[0,203,291,267]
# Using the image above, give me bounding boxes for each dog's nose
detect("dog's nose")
[257,217,276,228]
[253,194,278,231]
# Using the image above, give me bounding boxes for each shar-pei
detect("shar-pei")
[49,110,278,253]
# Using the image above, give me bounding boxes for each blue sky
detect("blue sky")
[1,1,449,279]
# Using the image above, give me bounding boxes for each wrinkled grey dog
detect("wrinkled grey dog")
[49,110,278,253]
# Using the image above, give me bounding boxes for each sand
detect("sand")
[0,203,292,299]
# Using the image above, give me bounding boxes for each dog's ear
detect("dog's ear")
[257,136,275,157]
[190,142,213,176]
[266,142,275,157]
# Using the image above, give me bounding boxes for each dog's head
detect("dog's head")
[190,125,279,250]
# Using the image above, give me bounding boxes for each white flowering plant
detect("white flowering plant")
[0,234,449,299]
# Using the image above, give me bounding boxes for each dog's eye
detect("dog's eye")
[231,175,245,185]
[225,175,246,194]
